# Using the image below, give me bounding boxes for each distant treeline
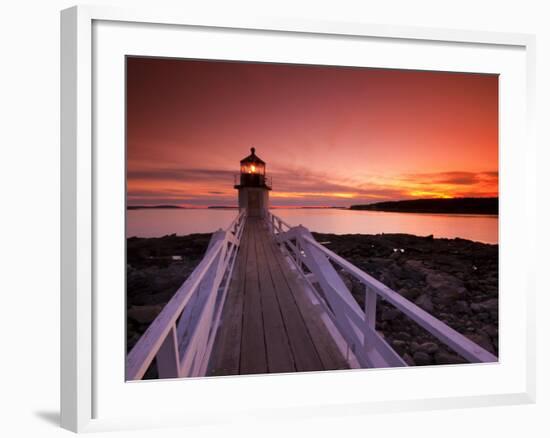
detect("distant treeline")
[350,197,498,215]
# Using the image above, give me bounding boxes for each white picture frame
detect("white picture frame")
[60,4,536,433]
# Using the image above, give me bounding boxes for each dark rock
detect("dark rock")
[426,271,462,290]
[339,270,364,296]
[426,272,466,304]
[415,294,434,312]
[478,298,498,312]
[482,324,498,338]
[396,331,412,341]
[476,328,490,338]
[391,340,408,355]
[437,286,467,305]
[470,302,482,313]
[127,304,163,324]
[477,312,490,321]
[466,332,496,355]
[434,351,464,365]
[417,342,439,354]
[399,287,421,301]
[403,353,415,366]
[455,300,470,314]
[389,264,407,280]
[413,351,432,366]
[381,308,400,321]
[404,259,426,272]
[389,251,401,260]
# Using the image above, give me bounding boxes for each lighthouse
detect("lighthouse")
[234,147,271,217]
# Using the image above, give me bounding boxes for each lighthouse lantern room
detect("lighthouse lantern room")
[234,147,271,217]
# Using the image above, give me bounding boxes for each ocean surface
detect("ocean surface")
[127,208,498,244]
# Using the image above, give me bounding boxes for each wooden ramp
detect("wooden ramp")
[208,217,349,376]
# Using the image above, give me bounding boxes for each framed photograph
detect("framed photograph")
[61,5,536,433]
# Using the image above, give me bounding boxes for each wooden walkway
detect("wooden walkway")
[208,217,348,376]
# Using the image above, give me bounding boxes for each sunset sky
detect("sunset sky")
[126,57,498,207]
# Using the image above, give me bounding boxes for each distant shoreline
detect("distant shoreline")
[127,205,187,210]
[127,197,498,216]
[350,197,498,215]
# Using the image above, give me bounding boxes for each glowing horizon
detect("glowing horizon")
[127,58,498,207]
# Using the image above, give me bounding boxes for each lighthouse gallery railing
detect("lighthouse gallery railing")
[266,211,497,368]
[126,210,247,380]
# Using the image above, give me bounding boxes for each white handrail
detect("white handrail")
[266,211,497,366]
[126,210,247,380]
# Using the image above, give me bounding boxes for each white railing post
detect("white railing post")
[178,231,227,377]
[156,324,180,378]
[294,232,305,273]
[295,238,303,272]
[362,284,378,353]
[175,229,225,353]
[364,284,377,330]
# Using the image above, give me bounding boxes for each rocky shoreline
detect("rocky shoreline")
[314,232,498,366]
[126,233,212,355]
[127,231,498,371]
[349,197,498,215]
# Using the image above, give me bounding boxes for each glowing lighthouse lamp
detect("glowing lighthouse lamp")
[234,147,271,217]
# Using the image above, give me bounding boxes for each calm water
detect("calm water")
[127,208,498,244]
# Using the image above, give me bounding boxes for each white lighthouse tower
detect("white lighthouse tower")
[234,147,271,217]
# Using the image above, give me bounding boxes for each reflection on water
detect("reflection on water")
[127,208,498,244]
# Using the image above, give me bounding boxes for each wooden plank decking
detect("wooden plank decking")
[208,217,348,376]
